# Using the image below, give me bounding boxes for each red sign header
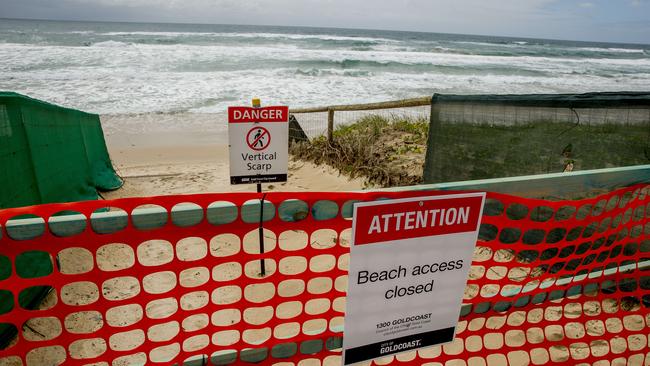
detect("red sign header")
[228,106,288,123]
[353,195,484,246]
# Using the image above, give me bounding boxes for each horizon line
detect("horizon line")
[2,16,650,47]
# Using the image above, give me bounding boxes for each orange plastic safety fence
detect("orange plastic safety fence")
[0,186,647,366]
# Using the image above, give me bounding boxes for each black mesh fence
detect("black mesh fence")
[423,92,650,183]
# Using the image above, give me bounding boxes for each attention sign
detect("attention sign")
[343,193,485,365]
[228,106,288,184]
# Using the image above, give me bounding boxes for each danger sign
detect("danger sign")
[343,193,485,365]
[228,106,288,185]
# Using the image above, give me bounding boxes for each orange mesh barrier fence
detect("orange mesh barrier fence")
[0,186,648,365]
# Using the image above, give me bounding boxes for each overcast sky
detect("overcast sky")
[2,0,649,44]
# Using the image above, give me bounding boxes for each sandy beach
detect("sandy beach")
[101,114,365,198]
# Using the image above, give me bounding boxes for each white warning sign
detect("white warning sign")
[343,193,486,365]
[228,106,288,184]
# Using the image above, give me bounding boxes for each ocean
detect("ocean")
[1,18,649,116]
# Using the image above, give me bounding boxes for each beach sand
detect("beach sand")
[101,119,366,198]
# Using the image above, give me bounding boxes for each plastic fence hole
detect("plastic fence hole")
[522,229,545,245]
[109,329,145,352]
[207,201,237,225]
[555,206,576,221]
[341,200,361,220]
[310,229,337,250]
[146,297,178,320]
[148,321,180,342]
[272,342,298,358]
[211,309,241,327]
[483,199,504,216]
[96,243,134,272]
[278,199,309,222]
[210,234,240,257]
[241,199,275,223]
[114,352,147,365]
[212,262,242,282]
[69,338,107,359]
[243,228,277,254]
[242,328,271,345]
[132,204,168,230]
[61,281,100,306]
[506,204,529,220]
[278,230,308,251]
[576,204,592,220]
[177,237,208,262]
[478,224,498,241]
[498,228,521,244]
[149,342,181,363]
[6,214,45,241]
[243,306,273,326]
[530,206,554,222]
[591,199,607,217]
[143,271,177,294]
[245,259,276,278]
[102,276,140,301]
[212,330,240,347]
[179,267,210,288]
[277,279,305,298]
[307,277,333,295]
[26,345,66,365]
[311,200,338,221]
[137,239,174,267]
[65,311,104,336]
[171,202,203,227]
[211,286,241,306]
[105,304,141,328]
[619,191,634,208]
[244,283,275,303]
[48,210,86,237]
[240,348,268,363]
[180,291,209,311]
[278,256,307,276]
[545,228,566,244]
[334,275,348,293]
[90,207,127,234]
[56,247,94,275]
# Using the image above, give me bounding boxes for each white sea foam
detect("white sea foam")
[91,40,133,47]
[100,31,395,43]
[576,47,646,53]
[1,24,649,119]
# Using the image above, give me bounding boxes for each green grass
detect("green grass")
[291,115,429,187]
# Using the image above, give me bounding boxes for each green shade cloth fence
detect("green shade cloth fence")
[0,92,122,209]
[424,92,650,184]
[0,92,122,347]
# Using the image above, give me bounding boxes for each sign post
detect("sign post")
[229,101,289,277]
[343,193,485,365]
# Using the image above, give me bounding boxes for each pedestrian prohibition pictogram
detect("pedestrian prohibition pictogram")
[247,126,270,151]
